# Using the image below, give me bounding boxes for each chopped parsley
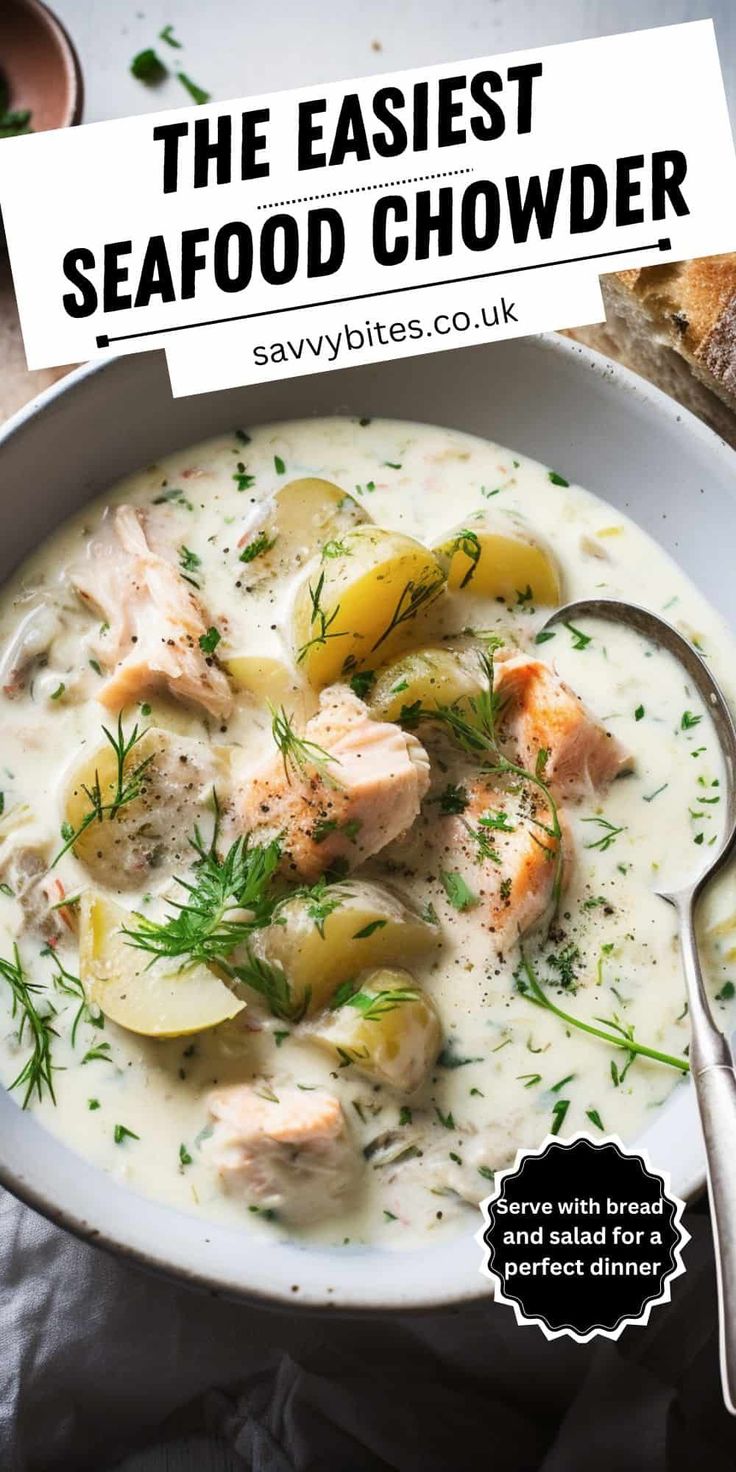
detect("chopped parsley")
[349,669,374,700]
[437,783,469,815]
[352,919,388,940]
[198,626,221,655]
[435,1106,455,1130]
[546,943,580,991]
[179,546,201,583]
[550,1098,570,1135]
[113,1123,140,1145]
[159,24,182,48]
[233,468,256,491]
[564,621,592,651]
[440,870,478,912]
[240,530,276,563]
[548,470,569,487]
[130,49,167,84]
[438,1041,482,1069]
[177,72,210,105]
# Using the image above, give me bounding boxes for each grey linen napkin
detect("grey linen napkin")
[2,1188,736,1472]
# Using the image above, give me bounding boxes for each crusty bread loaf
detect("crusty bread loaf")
[567,254,736,447]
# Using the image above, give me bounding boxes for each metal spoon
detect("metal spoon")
[542,598,736,1413]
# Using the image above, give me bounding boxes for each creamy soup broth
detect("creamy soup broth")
[0,416,734,1250]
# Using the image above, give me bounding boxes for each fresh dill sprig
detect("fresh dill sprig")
[268,704,341,787]
[333,983,421,1020]
[408,649,564,912]
[582,816,626,852]
[297,570,349,664]
[461,817,502,864]
[445,529,482,589]
[231,951,305,1022]
[277,876,348,939]
[515,953,689,1075]
[0,945,58,1107]
[371,571,446,654]
[45,947,99,1048]
[240,530,276,564]
[122,804,281,967]
[52,715,153,866]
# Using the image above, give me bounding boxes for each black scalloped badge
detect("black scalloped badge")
[477,1134,688,1342]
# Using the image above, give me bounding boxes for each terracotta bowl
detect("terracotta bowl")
[0,0,83,133]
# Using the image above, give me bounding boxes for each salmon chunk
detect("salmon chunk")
[495,654,632,801]
[239,687,431,881]
[206,1083,360,1222]
[73,506,232,720]
[0,841,69,945]
[448,777,572,950]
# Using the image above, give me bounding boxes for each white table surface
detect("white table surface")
[34,2,736,1468]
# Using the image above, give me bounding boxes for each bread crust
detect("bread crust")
[567,253,736,445]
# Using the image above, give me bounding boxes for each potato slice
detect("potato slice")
[252,879,440,1015]
[225,654,301,707]
[368,646,486,723]
[238,478,368,574]
[433,511,561,605]
[292,526,446,688]
[79,892,245,1037]
[310,967,442,1092]
[63,726,226,890]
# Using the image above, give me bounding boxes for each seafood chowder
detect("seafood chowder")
[0,416,734,1252]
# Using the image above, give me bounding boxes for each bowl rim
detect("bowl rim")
[5,0,84,129]
[0,332,732,1312]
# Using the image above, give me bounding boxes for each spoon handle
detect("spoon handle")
[696,1064,736,1415]
[679,894,736,1414]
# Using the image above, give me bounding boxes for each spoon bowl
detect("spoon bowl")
[542,597,736,897]
[543,596,736,1414]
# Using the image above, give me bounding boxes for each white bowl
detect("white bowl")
[0,336,732,1310]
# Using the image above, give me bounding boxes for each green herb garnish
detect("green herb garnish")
[240,530,276,563]
[199,626,221,655]
[52,715,153,866]
[516,954,689,1075]
[131,49,167,83]
[269,704,339,786]
[114,1124,140,1144]
[123,816,281,969]
[177,72,210,105]
[0,945,58,1107]
[349,670,375,700]
[440,871,478,911]
[582,817,625,852]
